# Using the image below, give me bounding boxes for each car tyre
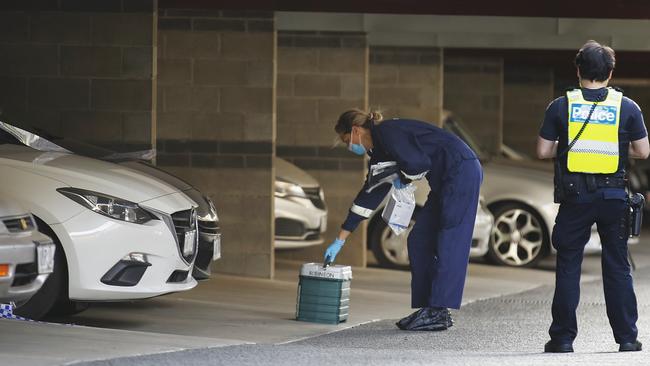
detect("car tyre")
[368,208,419,270]
[13,237,65,320]
[487,203,550,268]
[14,219,88,319]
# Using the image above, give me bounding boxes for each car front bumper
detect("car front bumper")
[0,232,54,304]
[275,195,327,250]
[470,204,493,258]
[54,192,197,301]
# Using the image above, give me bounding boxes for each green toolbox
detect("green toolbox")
[296,262,352,325]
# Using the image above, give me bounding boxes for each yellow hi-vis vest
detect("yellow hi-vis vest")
[566,87,623,174]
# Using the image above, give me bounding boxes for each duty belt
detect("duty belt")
[585,175,626,192]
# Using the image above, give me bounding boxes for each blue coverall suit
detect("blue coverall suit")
[540,87,647,345]
[342,119,483,309]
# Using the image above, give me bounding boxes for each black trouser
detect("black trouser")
[549,198,638,344]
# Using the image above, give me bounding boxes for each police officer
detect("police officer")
[537,40,649,352]
[323,109,482,331]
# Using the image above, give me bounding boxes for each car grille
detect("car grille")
[12,262,38,287]
[276,218,305,237]
[275,218,321,241]
[198,219,219,235]
[171,209,198,263]
[2,215,35,233]
[302,187,326,210]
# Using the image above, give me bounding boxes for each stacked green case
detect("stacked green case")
[296,263,352,325]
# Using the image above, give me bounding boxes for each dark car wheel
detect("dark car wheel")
[14,219,88,319]
[368,208,419,270]
[14,237,65,320]
[487,203,550,268]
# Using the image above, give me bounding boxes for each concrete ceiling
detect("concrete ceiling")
[159,1,650,20]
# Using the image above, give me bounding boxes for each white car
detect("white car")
[0,135,199,318]
[444,115,609,268]
[367,185,494,269]
[0,200,55,307]
[275,158,328,249]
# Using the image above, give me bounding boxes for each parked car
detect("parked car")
[368,191,493,269]
[0,122,221,281]
[0,127,200,319]
[275,158,328,249]
[443,114,605,268]
[0,200,55,311]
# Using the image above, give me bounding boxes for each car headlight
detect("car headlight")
[274,180,306,198]
[57,188,155,224]
[203,194,219,221]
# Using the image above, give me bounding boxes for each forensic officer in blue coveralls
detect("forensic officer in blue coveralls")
[537,40,649,352]
[322,109,482,330]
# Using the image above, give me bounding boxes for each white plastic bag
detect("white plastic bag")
[381,184,417,235]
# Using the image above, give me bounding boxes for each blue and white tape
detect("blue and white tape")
[0,303,33,321]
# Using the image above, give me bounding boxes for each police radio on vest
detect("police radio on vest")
[571,104,618,124]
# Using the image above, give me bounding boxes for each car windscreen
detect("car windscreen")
[442,117,488,160]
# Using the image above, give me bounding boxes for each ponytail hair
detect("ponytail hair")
[334,109,384,135]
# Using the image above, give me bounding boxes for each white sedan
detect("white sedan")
[0,137,198,318]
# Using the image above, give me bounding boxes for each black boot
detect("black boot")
[544,340,574,353]
[396,308,426,330]
[401,307,450,331]
[619,340,642,352]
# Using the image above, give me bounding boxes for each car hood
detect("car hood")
[484,160,554,182]
[118,160,194,191]
[0,145,181,203]
[490,157,554,172]
[0,199,30,218]
[275,157,319,188]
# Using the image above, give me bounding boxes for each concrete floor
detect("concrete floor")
[2,239,650,366]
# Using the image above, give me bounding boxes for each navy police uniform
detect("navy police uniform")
[342,119,483,309]
[540,87,647,345]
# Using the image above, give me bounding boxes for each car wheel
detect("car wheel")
[368,208,419,270]
[487,203,549,268]
[14,219,88,319]
[13,237,65,320]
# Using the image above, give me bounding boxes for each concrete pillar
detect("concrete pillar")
[156,9,276,278]
[369,46,443,124]
[0,1,155,152]
[502,65,554,156]
[443,56,504,156]
[275,31,368,267]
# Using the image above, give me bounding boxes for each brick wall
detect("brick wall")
[157,9,276,278]
[369,46,443,123]
[0,1,155,152]
[275,31,368,267]
[502,66,554,156]
[444,56,504,156]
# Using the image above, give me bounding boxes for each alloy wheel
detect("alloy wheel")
[379,222,415,266]
[490,208,544,266]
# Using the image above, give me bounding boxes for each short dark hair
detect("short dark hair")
[574,40,616,82]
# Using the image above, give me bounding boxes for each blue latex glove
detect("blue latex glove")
[324,238,345,264]
[393,178,407,189]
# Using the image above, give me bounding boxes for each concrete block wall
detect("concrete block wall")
[157,9,276,278]
[275,31,368,267]
[443,56,504,156]
[502,66,554,156]
[0,1,155,152]
[369,46,443,123]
